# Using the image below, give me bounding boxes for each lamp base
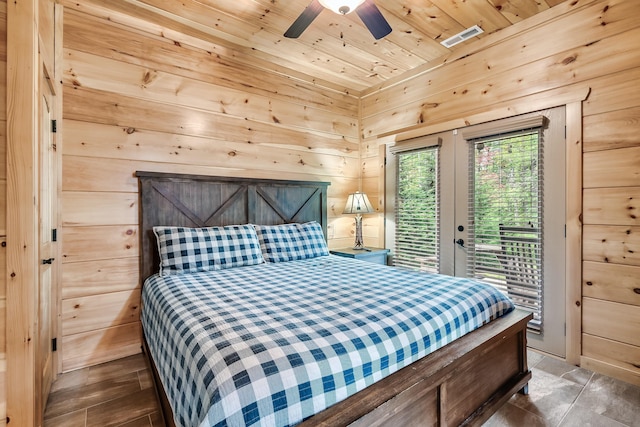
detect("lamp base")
[352,214,366,250]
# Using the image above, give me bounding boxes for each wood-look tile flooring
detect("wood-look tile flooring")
[43,354,163,427]
[44,350,640,427]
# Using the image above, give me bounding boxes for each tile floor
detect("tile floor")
[43,354,162,427]
[44,349,640,427]
[484,351,640,427]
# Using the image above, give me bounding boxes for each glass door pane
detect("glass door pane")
[466,129,544,332]
[393,148,440,272]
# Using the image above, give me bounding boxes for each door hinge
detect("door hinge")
[52,337,57,352]
[51,119,57,133]
[52,228,57,242]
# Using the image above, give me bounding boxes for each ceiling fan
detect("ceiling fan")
[284,0,392,40]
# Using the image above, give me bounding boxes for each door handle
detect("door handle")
[455,239,465,248]
[42,258,55,265]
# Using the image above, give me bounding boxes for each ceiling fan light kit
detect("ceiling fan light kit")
[284,0,391,40]
[318,0,365,15]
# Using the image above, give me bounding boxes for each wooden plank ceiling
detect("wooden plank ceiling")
[120,0,567,94]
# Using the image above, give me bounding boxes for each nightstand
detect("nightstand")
[330,247,390,265]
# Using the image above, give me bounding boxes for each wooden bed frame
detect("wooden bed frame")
[136,171,532,427]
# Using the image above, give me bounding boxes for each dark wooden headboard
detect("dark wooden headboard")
[136,171,330,281]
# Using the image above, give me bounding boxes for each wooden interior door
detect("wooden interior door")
[38,65,57,417]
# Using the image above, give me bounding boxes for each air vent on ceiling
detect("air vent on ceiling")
[440,25,484,48]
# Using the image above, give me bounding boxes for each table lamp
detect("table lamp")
[343,191,374,250]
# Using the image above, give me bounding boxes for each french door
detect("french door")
[387,107,566,357]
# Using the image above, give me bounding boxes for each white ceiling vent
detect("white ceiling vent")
[440,25,484,48]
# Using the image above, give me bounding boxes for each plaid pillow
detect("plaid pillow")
[254,221,329,262]
[153,225,264,275]
[298,221,330,256]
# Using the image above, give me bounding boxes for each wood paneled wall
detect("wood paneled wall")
[361,0,640,385]
[55,0,639,387]
[0,0,6,424]
[59,2,361,371]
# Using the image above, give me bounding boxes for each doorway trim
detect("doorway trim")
[7,0,40,424]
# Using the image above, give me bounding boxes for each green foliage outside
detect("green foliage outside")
[473,132,540,246]
[395,149,438,270]
[395,132,540,271]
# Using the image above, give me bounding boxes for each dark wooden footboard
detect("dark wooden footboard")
[300,308,532,427]
[143,309,531,427]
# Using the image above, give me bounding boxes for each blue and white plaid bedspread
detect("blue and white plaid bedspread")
[142,255,514,427]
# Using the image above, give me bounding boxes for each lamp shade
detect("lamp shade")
[319,0,365,15]
[343,191,374,215]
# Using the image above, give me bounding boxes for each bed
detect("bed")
[136,171,532,427]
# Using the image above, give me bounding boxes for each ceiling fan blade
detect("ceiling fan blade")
[355,0,392,40]
[284,0,324,38]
